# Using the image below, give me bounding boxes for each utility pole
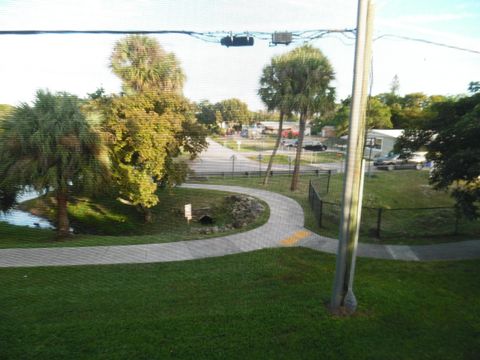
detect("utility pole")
[331,0,375,314]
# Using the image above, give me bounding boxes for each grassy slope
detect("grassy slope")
[0,188,269,249]
[0,248,478,359]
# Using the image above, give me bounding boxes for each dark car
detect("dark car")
[303,141,327,151]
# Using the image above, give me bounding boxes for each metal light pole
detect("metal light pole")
[258,153,263,176]
[331,0,375,314]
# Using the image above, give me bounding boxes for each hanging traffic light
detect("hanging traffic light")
[220,35,254,47]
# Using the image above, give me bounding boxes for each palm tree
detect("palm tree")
[110,35,185,95]
[279,45,335,191]
[258,56,292,185]
[0,90,109,238]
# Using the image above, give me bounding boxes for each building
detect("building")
[366,129,404,157]
[321,125,336,138]
[260,121,311,136]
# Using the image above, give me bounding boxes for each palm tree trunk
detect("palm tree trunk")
[263,111,285,185]
[56,191,70,238]
[290,113,307,191]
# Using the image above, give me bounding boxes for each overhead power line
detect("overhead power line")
[0,29,478,55]
[375,34,480,55]
[0,28,357,45]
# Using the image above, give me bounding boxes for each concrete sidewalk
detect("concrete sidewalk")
[0,184,479,268]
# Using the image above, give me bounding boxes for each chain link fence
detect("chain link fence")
[309,178,479,240]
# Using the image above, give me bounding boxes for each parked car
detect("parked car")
[281,139,298,147]
[303,141,327,151]
[374,152,426,170]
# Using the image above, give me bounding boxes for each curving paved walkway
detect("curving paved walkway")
[0,184,479,268]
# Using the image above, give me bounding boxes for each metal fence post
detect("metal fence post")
[309,181,313,205]
[376,208,383,238]
[319,200,323,228]
[326,170,331,195]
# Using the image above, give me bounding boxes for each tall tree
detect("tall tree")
[195,100,218,128]
[0,90,109,237]
[395,91,480,218]
[0,104,13,121]
[110,35,185,94]
[258,55,292,185]
[390,74,400,95]
[332,96,392,136]
[106,36,207,221]
[276,45,335,191]
[215,98,250,127]
[468,81,480,94]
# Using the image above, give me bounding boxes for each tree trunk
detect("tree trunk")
[290,113,307,191]
[56,191,70,238]
[142,206,153,223]
[263,111,285,185]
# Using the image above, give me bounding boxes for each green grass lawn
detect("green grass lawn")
[248,152,345,165]
[200,171,480,245]
[219,137,277,152]
[0,188,269,249]
[248,154,310,166]
[0,248,478,359]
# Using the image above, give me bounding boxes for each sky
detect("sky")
[0,0,478,110]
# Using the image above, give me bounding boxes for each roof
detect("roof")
[368,129,404,138]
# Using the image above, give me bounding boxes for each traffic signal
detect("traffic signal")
[220,35,254,47]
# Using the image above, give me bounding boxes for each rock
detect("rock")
[225,195,264,229]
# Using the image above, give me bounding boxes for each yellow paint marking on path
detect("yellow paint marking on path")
[281,230,311,246]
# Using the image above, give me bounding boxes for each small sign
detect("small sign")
[184,204,192,222]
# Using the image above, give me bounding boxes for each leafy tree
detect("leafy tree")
[395,92,480,218]
[215,98,250,127]
[0,104,13,121]
[376,92,447,129]
[332,96,392,136]
[110,35,185,94]
[274,45,335,191]
[250,110,280,123]
[469,81,480,93]
[390,74,400,95]
[0,90,109,237]
[106,35,207,222]
[195,100,217,129]
[102,92,206,222]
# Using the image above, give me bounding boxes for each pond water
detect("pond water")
[0,209,54,229]
[0,189,54,229]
